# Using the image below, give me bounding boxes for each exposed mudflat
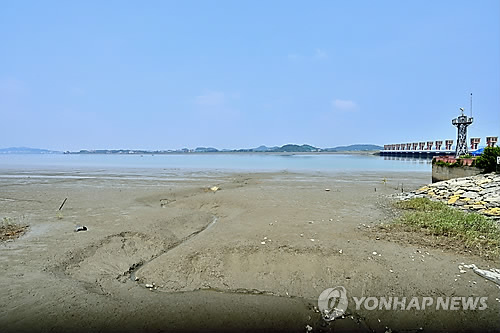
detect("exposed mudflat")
[0,169,499,333]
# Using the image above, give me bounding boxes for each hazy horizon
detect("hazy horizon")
[1,1,499,151]
[0,142,384,152]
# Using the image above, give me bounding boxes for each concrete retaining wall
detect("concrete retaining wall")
[432,164,483,183]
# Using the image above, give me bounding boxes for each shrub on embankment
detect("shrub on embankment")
[432,147,500,172]
[475,147,500,173]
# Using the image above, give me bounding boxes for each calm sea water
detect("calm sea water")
[0,153,431,173]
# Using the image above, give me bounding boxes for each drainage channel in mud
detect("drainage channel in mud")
[124,213,375,332]
[129,216,218,282]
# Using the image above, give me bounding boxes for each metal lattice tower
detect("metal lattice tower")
[452,108,473,158]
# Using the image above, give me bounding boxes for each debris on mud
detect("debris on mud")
[74,225,88,232]
[0,218,28,241]
[461,263,500,286]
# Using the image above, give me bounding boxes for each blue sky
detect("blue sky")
[1,0,499,151]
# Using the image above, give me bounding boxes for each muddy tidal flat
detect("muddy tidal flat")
[0,168,499,333]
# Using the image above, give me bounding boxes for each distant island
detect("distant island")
[0,147,61,154]
[0,144,382,155]
[68,144,382,154]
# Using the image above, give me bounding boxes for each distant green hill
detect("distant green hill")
[252,145,279,152]
[327,144,382,151]
[271,144,319,152]
[194,147,218,152]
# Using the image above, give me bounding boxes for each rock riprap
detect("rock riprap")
[397,173,500,218]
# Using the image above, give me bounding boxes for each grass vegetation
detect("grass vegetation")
[388,198,500,258]
[433,160,463,167]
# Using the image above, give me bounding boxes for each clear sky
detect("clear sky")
[1,0,499,151]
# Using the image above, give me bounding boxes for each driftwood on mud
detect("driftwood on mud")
[59,198,67,211]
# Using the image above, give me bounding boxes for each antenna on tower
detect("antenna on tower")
[470,93,473,117]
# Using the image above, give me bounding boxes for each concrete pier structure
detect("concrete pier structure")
[470,138,480,150]
[486,136,498,147]
[435,141,443,150]
[445,140,453,150]
[381,104,498,159]
[381,136,497,158]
